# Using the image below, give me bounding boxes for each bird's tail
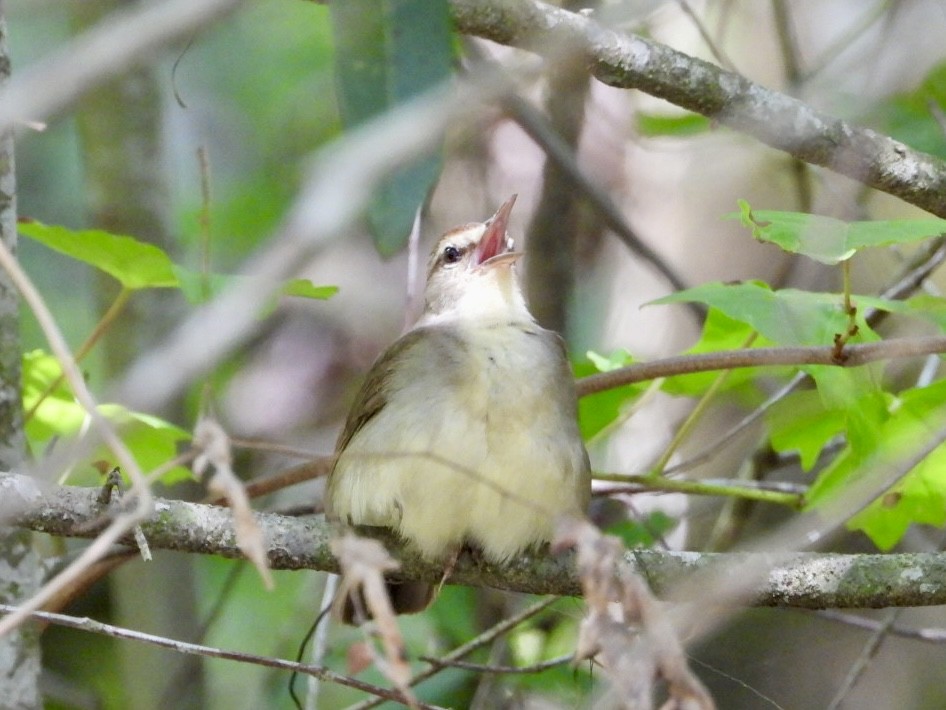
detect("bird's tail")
[341,580,434,624]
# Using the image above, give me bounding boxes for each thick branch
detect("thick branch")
[4,473,946,610]
[450,0,946,217]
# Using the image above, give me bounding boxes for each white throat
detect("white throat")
[418,267,534,328]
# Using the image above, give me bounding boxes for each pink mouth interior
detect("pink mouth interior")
[474,195,517,266]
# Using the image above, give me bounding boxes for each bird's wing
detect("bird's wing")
[333,327,429,455]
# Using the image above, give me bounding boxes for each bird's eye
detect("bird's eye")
[443,245,462,264]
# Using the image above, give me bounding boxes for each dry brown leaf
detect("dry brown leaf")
[555,517,715,710]
[346,640,374,676]
[193,416,274,590]
[330,533,416,706]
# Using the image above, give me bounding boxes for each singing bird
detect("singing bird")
[326,195,590,617]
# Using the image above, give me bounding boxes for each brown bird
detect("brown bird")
[326,195,590,619]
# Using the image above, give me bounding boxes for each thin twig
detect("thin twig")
[304,574,339,710]
[576,336,946,397]
[826,609,900,710]
[675,0,736,70]
[800,0,893,83]
[649,334,755,476]
[24,287,132,422]
[228,438,321,460]
[461,39,694,303]
[770,0,812,218]
[664,372,806,475]
[347,597,559,710]
[0,238,152,639]
[815,609,946,644]
[0,604,442,709]
[592,474,802,507]
[208,457,335,506]
[419,652,573,675]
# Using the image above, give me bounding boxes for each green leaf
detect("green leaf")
[803,366,887,454]
[806,378,946,549]
[767,390,846,471]
[652,281,872,347]
[575,352,647,441]
[23,350,192,485]
[586,348,634,372]
[888,293,946,333]
[730,200,946,265]
[636,112,711,137]
[172,266,337,308]
[330,0,453,255]
[98,405,193,484]
[606,512,677,548]
[872,61,946,160]
[19,221,179,289]
[281,279,339,300]
[660,307,771,397]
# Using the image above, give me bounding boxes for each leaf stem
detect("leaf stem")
[594,471,803,508]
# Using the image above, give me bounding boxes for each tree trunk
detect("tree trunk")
[0,5,40,708]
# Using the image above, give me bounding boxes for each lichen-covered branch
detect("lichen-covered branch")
[4,472,946,610]
[450,0,946,218]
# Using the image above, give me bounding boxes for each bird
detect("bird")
[326,195,590,620]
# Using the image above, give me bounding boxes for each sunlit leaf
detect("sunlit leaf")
[730,200,946,265]
[806,378,946,549]
[23,350,192,485]
[172,266,337,308]
[652,281,875,347]
[281,279,339,300]
[19,221,178,289]
[636,112,711,137]
[767,390,846,471]
[659,307,774,398]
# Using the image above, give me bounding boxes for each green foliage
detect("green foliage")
[575,350,647,441]
[19,221,178,289]
[614,258,946,548]
[329,0,453,255]
[15,218,339,488]
[21,220,337,306]
[767,389,847,471]
[23,350,192,484]
[873,60,946,159]
[607,511,677,548]
[659,307,771,398]
[731,199,946,265]
[173,268,338,307]
[804,379,946,549]
[636,111,711,137]
[653,281,876,346]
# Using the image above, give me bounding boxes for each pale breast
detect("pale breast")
[329,322,590,562]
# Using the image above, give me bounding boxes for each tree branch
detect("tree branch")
[576,335,946,397]
[449,0,946,217]
[5,472,946,610]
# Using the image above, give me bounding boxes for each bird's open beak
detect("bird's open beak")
[474,195,522,268]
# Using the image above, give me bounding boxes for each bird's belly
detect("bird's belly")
[331,325,586,562]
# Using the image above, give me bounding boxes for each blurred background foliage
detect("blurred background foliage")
[10,0,946,708]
